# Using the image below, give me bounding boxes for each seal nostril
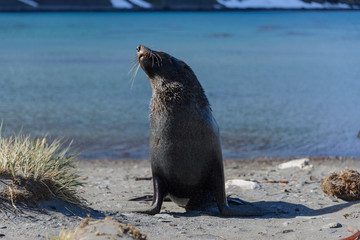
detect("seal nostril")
[137,45,141,52]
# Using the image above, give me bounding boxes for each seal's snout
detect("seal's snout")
[137,45,149,61]
[137,45,150,55]
[136,45,142,53]
[136,45,144,59]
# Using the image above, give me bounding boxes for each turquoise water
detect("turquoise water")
[0,11,359,159]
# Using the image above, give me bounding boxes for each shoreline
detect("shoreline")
[76,156,360,163]
[2,157,360,239]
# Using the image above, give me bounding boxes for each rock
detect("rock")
[296,216,322,219]
[328,196,339,202]
[323,229,337,234]
[282,221,292,226]
[277,194,287,200]
[278,158,313,170]
[347,225,360,234]
[154,213,174,222]
[225,179,261,190]
[310,176,319,181]
[322,222,342,229]
[154,213,174,219]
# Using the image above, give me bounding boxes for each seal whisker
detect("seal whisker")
[153,52,162,66]
[129,61,139,75]
[155,53,162,67]
[150,51,157,65]
[131,55,138,63]
[151,53,155,67]
[130,63,140,89]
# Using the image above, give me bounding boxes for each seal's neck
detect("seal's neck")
[149,76,210,118]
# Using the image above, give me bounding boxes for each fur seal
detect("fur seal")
[135,45,266,216]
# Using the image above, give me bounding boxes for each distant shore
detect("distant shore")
[1,0,359,12]
[0,8,359,12]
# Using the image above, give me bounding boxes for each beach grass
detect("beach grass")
[0,130,84,206]
[51,217,148,240]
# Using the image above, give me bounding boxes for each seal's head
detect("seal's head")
[136,45,196,86]
[136,45,209,115]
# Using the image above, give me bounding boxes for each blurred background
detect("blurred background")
[1,0,360,10]
[0,0,359,160]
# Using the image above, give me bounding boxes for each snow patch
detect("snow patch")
[217,0,351,9]
[128,0,152,8]
[18,0,38,8]
[110,0,133,8]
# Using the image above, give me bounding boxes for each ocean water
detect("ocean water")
[0,11,359,159]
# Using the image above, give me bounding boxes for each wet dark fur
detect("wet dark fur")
[134,45,267,216]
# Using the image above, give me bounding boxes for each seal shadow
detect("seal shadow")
[134,199,360,219]
[248,200,360,219]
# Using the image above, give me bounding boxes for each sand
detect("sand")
[1,157,360,240]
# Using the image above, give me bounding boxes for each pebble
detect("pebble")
[158,219,172,223]
[296,216,322,219]
[154,213,174,219]
[347,225,360,233]
[323,229,337,234]
[328,196,339,202]
[122,213,136,217]
[282,221,292,226]
[322,222,342,229]
[277,194,287,200]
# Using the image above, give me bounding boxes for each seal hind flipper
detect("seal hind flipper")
[211,160,270,216]
[134,176,166,215]
[226,196,248,205]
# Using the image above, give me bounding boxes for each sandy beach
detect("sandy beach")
[1,157,360,239]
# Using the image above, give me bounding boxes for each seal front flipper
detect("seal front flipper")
[133,176,166,215]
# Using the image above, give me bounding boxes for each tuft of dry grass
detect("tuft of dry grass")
[321,169,360,201]
[0,129,84,206]
[52,217,147,240]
